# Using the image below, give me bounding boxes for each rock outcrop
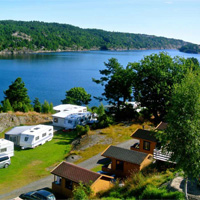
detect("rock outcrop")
[0,112,52,133]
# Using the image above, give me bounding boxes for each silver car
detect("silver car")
[0,153,11,168]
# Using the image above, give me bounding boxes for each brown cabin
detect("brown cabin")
[51,161,114,198]
[101,145,152,177]
[130,128,157,154]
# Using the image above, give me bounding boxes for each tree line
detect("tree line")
[93,52,200,123]
[0,20,190,53]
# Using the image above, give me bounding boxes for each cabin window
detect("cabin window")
[24,137,29,142]
[65,179,73,190]
[49,129,52,131]
[68,120,72,124]
[54,118,58,123]
[49,133,52,136]
[143,141,150,151]
[42,133,46,137]
[0,148,7,153]
[116,160,124,171]
[35,136,39,141]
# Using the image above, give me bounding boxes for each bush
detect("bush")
[76,125,89,136]
[92,114,114,129]
[138,108,152,121]
[73,182,93,200]
[139,185,184,199]
[73,186,88,200]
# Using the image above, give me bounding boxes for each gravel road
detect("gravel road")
[0,139,136,200]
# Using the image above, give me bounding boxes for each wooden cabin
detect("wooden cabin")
[101,145,152,177]
[130,128,157,154]
[51,161,113,198]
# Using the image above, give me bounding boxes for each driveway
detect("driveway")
[0,139,136,200]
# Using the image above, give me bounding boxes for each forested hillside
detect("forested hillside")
[0,20,190,53]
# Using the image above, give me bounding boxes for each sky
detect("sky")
[0,0,200,44]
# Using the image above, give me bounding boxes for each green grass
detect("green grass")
[0,130,78,194]
[91,165,103,172]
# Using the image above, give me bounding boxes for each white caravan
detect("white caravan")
[5,126,34,145]
[52,104,87,127]
[19,125,53,149]
[0,139,14,157]
[64,112,92,129]
[53,104,87,113]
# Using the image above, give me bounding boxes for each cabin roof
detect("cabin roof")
[131,129,157,142]
[101,145,148,165]
[5,126,34,136]
[155,122,168,131]
[51,161,104,185]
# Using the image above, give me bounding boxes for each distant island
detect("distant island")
[179,44,200,54]
[0,20,195,54]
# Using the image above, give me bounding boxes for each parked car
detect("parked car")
[19,189,56,200]
[0,153,11,168]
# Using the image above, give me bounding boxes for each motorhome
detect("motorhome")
[52,104,87,127]
[0,139,14,157]
[19,125,54,149]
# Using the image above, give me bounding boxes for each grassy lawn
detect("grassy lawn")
[0,130,77,194]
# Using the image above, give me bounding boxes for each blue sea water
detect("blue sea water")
[0,49,200,107]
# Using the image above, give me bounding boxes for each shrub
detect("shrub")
[73,182,93,200]
[139,185,184,199]
[76,125,89,136]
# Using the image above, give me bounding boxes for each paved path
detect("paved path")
[0,139,136,200]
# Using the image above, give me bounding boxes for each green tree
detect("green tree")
[42,100,50,113]
[93,58,134,111]
[3,77,31,112]
[33,97,42,112]
[61,87,91,105]
[2,99,13,112]
[49,102,54,113]
[130,52,199,124]
[160,71,200,199]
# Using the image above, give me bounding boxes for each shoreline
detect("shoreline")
[0,47,181,55]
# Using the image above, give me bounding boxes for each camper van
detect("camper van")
[64,112,92,129]
[19,125,53,149]
[0,139,14,157]
[0,153,11,169]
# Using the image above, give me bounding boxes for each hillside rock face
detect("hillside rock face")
[0,112,52,133]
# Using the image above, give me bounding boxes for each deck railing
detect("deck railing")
[153,148,175,163]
